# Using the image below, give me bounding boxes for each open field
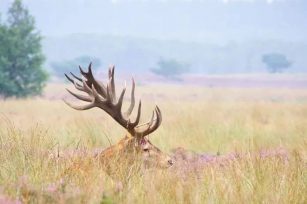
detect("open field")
[0,81,306,203]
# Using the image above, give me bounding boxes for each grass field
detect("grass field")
[0,82,306,203]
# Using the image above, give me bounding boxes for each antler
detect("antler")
[64,63,162,137]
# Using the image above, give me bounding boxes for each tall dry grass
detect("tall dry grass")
[0,83,306,203]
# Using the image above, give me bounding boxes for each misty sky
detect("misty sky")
[1,0,306,43]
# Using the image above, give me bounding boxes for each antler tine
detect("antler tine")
[129,100,142,128]
[146,110,156,129]
[82,80,94,96]
[135,105,162,136]
[63,99,95,111]
[65,73,85,93]
[149,106,162,133]
[91,84,107,103]
[64,73,74,84]
[106,83,112,104]
[108,65,116,103]
[70,72,82,82]
[66,88,92,102]
[79,65,87,76]
[88,63,93,76]
[116,87,126,110]
[124,78,135,118]
[65,73,82,88]
[80,63,108,98]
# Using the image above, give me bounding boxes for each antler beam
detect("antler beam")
[64,63,162,137]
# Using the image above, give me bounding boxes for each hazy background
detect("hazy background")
[1,0,307,75]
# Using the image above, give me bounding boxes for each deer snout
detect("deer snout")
[164,154,174,167]
[159,155,174,168]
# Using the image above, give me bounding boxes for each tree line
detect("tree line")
[0,0,293,98]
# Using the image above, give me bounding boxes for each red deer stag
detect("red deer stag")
[64,63,173,175]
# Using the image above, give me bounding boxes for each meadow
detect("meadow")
[0,80,306,203]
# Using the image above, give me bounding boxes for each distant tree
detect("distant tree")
[51,56,101,77]
[262,53,292,73]
[151,58,189,79]
[0,0,48,98]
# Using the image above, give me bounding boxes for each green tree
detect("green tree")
[0,0,48,98]
[262,53,292,73]
[151,58,189,79]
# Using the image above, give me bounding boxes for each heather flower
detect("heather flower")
[0,195,22,204]
[171,147,290,178]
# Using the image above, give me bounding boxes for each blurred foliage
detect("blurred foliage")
[0,0,48,98]
[51,56,101,77]
[151,58,190,79]
[262,53,292,73]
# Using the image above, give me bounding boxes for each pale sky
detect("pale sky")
[1,0,306,43]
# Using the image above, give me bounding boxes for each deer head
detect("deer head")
[64,63,173,170]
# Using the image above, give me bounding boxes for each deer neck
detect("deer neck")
[99,133,136,160]
[98,133,142,178]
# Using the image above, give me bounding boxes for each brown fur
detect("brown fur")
[98,133,173,178]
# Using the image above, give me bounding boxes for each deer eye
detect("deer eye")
[143,148,149,152]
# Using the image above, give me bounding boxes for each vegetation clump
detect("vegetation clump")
[0,0,48,98]
[151,58,190,80]
[262,53,292,73]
